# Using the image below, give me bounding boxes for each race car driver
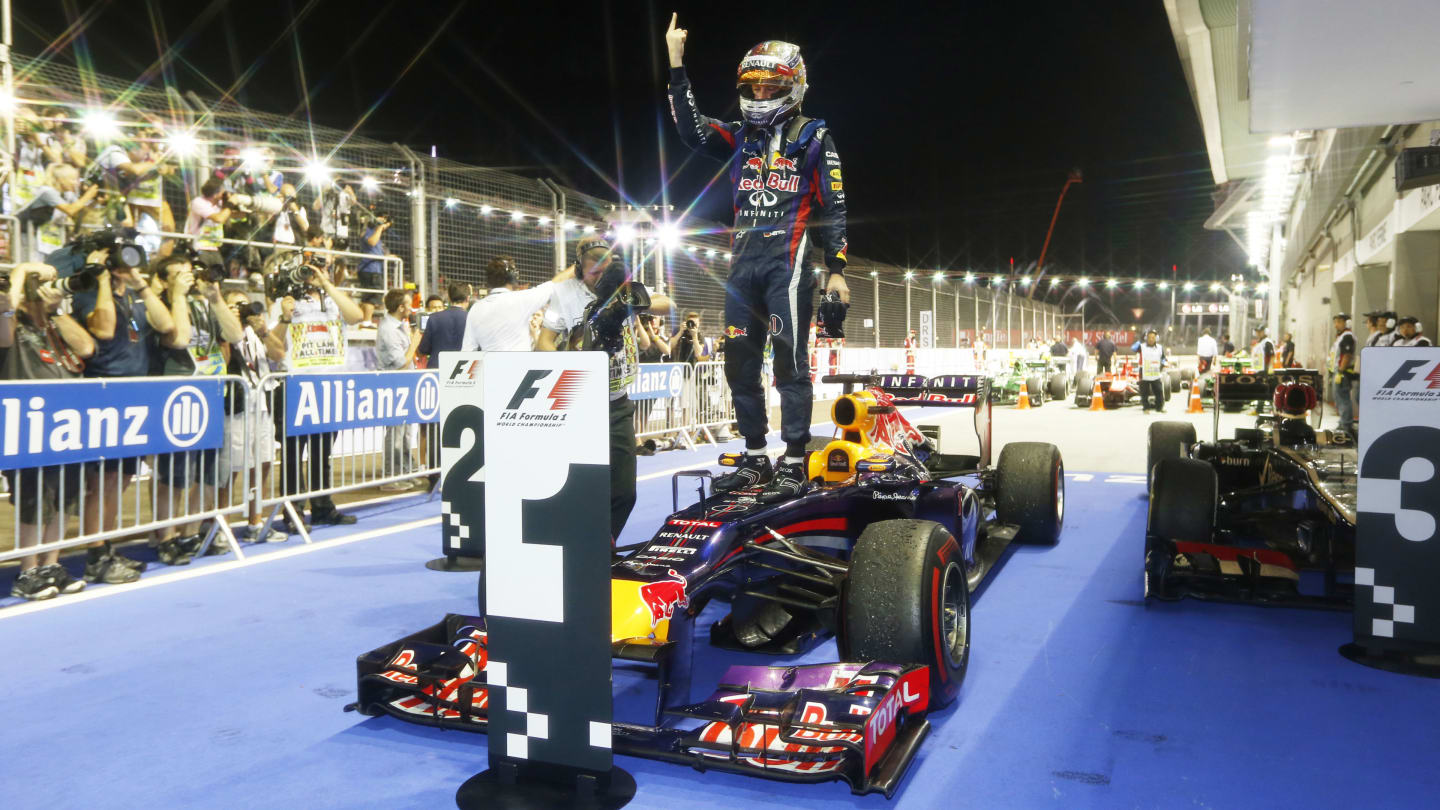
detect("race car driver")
[665,14,849,503]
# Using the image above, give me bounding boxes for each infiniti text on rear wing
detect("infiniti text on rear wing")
[823,374,993,468]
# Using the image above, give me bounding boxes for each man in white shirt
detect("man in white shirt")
[1196,327,1217,375]
[1251,324,1275,374]
[460,257,572,351]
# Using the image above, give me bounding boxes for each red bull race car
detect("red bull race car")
[351,374,1064,797]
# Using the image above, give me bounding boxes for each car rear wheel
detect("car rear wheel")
[996,442,1064,545]
[1047,372,1067,402]
[1147,421,1196,492]
[843,520,969,708]
[1148,457,1216,542]
[1074,371,1094,406]
[1026,375,1045,407]
[1180,367,1195,384]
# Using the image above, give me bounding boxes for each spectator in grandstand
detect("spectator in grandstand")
[355,206,392,323]
[0,262,96,600]
[465,257,571,351]
[262,260,365,527]
[71,250,184,584]
[375,289,424,490]
[1196,327,1217,374]
[219,289,285,543]
[669,310,712,363]
[186,178,236,273]
[149,253,244,564]
[13,163,99,259]
[418,282,471,364]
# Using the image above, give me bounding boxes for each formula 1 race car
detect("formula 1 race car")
[990,357,1066,406]
[1143,369,1356,608]
[352,374,1064,797]
[1073,356,1175,408]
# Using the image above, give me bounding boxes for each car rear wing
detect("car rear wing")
[823,374,993,467]
[1212,368,1324,440]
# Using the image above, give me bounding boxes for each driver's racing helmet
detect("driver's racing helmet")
[737,41,806,127]
[1274,381,1317,418]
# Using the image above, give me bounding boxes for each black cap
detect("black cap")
[1334,313,1350,320]
[1384,310,1398,321]
[1363,310,1383,318]
[1398,316,1420,326]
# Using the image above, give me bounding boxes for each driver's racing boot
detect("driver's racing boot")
[713,453,772,493]
[758,460,808,504]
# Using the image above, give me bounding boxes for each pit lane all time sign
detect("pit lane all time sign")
[1355,346,1440,650]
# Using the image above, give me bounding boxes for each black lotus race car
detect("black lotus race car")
[1144,369,1356,608]
[351,374,1064,797]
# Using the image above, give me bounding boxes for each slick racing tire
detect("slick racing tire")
[1147,421,1197,493]
[843,519,968,708]
[1161,373,1173,402]
[1026,375,1045,407]
[1074,371,1094,407]
[1180,367,1196,385]
[1167,369,1182,392]
[1147,458,1216,543]
[995,442,1064,545]
[1047,372,1067,402]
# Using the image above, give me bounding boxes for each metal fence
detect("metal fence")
[2,51,1060,347]
[0,371,440,570]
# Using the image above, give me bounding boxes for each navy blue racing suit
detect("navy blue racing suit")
[667,67,849,457]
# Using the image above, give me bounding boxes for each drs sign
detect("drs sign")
[0,378,224,470]
[283,370,440,436]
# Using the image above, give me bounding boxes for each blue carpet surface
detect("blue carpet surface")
[3,438,1438,809]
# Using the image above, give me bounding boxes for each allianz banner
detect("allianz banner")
[283,370,441,436]
[627,362,685,401]
[0,378,224,470]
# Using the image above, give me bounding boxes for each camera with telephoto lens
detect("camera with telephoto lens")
[24,263,106,300]
[226,192,283,217]
[171,241,228,285]
[232,298,267,319]
[815,290,849,340]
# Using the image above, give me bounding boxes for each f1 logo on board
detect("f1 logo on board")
[162,385,210,448]
[1379,359,1440,398]
[447,359,482,387]
[498,369,590,427]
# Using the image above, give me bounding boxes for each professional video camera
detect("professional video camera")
[265,251,322,300]
[352,205,392,231]
[579,259,651,356]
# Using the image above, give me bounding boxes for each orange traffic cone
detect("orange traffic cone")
[1088,378,1104,411]
[1016,379,1032,410]
[1186,379,1204,414]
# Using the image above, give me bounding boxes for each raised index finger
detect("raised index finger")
[668,12,676,32]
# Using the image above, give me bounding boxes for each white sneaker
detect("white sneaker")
[380,480,415,492]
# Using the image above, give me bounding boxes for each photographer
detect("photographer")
[262,258,365,527]
[91,135,164,226]
[185,179,235,273]
[668,310,711,364]
[375,289,423,491]
[356,206,392,322]
[638,314,667,363]
[537,237,672,541]
[0,262,95,600]
[37,106,88,170]
[149,253,245,564]
[314,182,358,241]
[220,289,284,543]
[14,163,99,258]
[71,241,182,584]
[269,182,310,250]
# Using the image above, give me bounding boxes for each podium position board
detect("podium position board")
[1347,346,1440,675]
[435,352,487,567]
[479,351,615,779]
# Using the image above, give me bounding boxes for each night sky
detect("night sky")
[15,0,1245,288]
